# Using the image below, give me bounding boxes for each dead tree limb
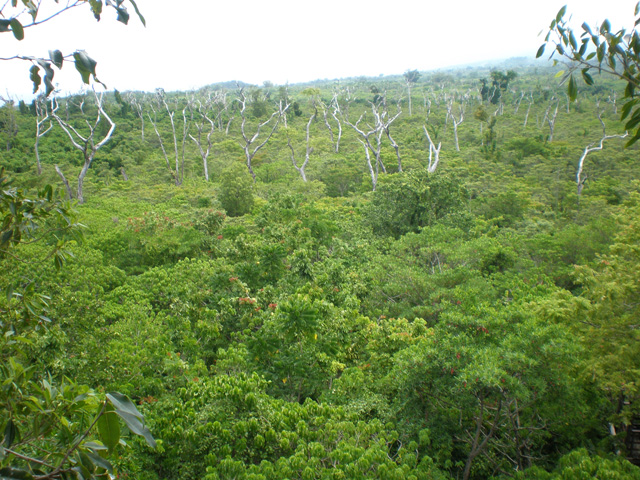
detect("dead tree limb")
[52,90,115,203]
[576,107,628,195]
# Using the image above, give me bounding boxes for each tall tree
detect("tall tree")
[576,106,628,195]
[189,97,217,182]
[236,86,288,181]
[52,90,116,203]
[34,95,54,175]
[403,69,421,116]
[147,89,192,186]
[344,97,401,190]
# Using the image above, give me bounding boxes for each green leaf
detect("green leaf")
[116,6,130,25]
[536,44,545,58]
[569,31,577,50]
[48,50,63,69]
[0,20,11,32]
[73,50,97,84]
[0,467,34,480]
[601,19,611,33]
[568,74,578,101]
[54,253,63,271]
[624,127,640,147]
[624,108,640,130]
[581,68,594,85]
[129,0,146,26]
[554,70,565,78]
[89,0,103,20]
[578,39,588,56]
[556,5,567,23]
[97,406,120,453]
[621,98,639,120]
[22,1,37,21]
[85,451,113,473]
[78,451,95,474]
[2,420,17,448]
[597,43,606,63]
[115,411,156,448]
[106,393,143,419]
[1,228,14,246]
[9,19,24,41]
[37,60,55,96]
[106,393,156,448]
[84,442,108,451]
[582,22,593,36]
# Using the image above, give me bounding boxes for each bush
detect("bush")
[218,162,254,217]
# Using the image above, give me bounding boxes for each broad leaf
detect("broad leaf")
[9,19,24,40]
[536,44,545,58]
[29,65,42,93]
[116,6,130,24]
[37,60,55,96]
[85,451,113,473]
[73,50,97,84]
[2,420,17,448]
[568,74,578,101]
[106,392,156,448]
[48,50,63,69]
[106,392,143,419]
[89,0,103,20]
[0,467,34,480]
[0,20,10,33]
[129,0,146,26]
[581,68,594,85]
[114,411,156,448]
[97,406,120,453]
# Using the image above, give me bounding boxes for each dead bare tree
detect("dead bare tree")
[147,89,192,186]
[514,91,525,114]
[447,99,465,152]
[576,106,628,195]
[286,110,315,182]
[523,92,534,127]
[384,97,403,171]
[34,95,55,175]
[330,92,343,153]
[189,98,216,181]
[236,87,288,181]
[543,98,559,142]
[344,98,401,190]
[423,124,442,173]
[52,90,116,203]
[607,90,618,114]
[320,92,343,153]
[127,92,146,141]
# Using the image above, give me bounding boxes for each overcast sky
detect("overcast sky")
[0,0,635,100]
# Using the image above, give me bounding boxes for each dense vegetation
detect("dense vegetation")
[2,58,640,479]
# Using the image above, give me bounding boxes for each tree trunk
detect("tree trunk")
[54,165,73,200]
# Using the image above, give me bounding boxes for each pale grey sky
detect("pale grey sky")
[0,0,635,100]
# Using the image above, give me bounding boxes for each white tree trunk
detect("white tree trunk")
[423,125,442,173]
[52,91,116,204]
[576,109,628,195]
